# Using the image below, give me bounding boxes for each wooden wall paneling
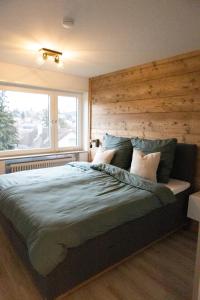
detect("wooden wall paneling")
[92,96,200,115]
[91,51,200,91]
[91,72,200,103]
[90,50,200,190]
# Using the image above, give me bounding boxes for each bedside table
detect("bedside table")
[188,191,200,300]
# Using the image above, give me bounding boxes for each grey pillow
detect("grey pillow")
[131,137,177,183]
[103,133,133,170]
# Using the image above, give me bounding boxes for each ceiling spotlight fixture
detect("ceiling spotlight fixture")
[39,48,63,65]
[62,18,74,29]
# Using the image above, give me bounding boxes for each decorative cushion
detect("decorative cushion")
[92,148,116,164]
[131,137,177,183]
[130,149,161,182]
[103,133,133,170]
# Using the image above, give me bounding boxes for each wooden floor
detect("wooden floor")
[0,226,197,300]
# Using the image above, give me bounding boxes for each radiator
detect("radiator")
[8,155,75,173]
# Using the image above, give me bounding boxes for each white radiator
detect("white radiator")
[8,155,75,173]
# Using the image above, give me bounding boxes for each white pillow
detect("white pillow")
[130,149,161,182]
[92,148,116,164]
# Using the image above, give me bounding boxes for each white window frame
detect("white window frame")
[0,85,83,157]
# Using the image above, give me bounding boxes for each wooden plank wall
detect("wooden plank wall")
[89,50,200,190]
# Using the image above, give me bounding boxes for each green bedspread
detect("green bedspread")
[0,162,175,276]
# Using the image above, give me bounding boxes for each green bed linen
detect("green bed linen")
[0,162,175,276]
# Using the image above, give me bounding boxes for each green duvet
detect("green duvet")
[0,162,175,276]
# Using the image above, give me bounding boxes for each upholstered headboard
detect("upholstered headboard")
[171,143,197,187]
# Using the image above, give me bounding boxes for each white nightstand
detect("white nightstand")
[188,191,200,300]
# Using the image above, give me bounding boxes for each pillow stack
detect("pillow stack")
[131,137,177,183]
[92,133,177,183]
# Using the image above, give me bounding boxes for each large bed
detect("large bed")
[0,143,197,300]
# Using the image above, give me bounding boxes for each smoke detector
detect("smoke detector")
[62,18,74,29]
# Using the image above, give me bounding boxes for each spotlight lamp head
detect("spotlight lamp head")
[54,55,60,64]
[42,52,48,60]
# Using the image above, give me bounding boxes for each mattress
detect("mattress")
[165,178,190,195]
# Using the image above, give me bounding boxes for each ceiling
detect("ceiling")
[0,0,200,78]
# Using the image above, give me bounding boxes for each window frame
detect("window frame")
[0,85,83,157]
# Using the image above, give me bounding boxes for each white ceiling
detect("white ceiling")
[0,0,200,78]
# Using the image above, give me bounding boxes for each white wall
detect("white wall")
[0,61,88,92]
[0,61,89,153]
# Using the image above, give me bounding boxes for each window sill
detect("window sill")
[0,150,88,162]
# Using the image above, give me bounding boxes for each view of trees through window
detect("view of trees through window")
[0,92,18,151]
[0,89,79,153]
[0,90,50,151]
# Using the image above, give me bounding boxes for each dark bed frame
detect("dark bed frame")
[0,143,197,300]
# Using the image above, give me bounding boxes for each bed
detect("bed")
[0,143,197,300]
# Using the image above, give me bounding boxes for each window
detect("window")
[58,96,78,148]
[0,86,82,156]
[0,90,51,151]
